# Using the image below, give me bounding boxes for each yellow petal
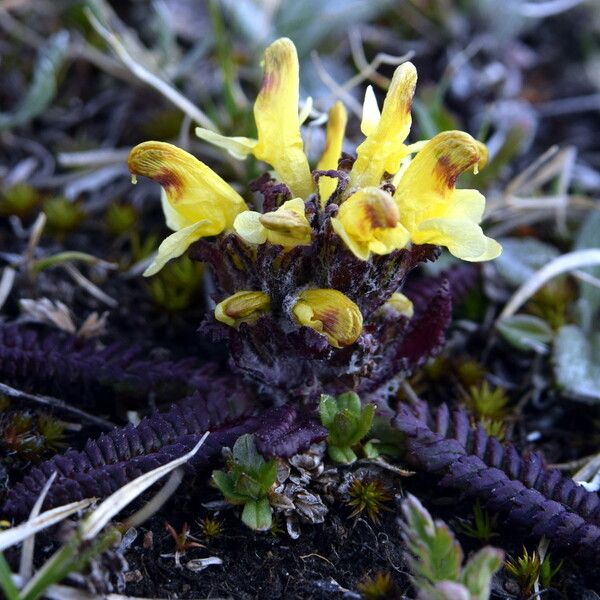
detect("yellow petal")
[234,210,267,244]
[160,188,187,231]
[394,132,500,262]
[128,141,247,233]
[292,289,363,348]
[448,189,486,223]
[215,290,271,327]
[331,217,370,261]
[412,218,500,262]
[395,131,484,210]
[360,85,380,136]
[317,101,348,205]
[252,38,313,199]
[195,128,258,160]
[143,220,210,277]
[349,62,417,189]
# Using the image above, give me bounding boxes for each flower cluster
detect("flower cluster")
[128,37,500,401]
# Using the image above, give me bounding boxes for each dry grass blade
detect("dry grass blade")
[124,469,184,529]
[0,499,95,552]
[80,432,209,540]
[499,249,600,319]
[19,473,58,581]
[0,267,16,312]
[63,264,118,308]
[0,382,115,429]
[85,9,217,131]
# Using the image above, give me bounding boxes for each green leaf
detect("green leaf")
[354,403,375,441]
[553,324,600,403]
[0,32,70,131]
[241,498,272,531]
[0,553,19,600]
[257,459,277,490]
[493,238,559,288]
[496,314,554,353]
[461,547,504,600]
[319,394,338,427]
[575,212,600,329]
[401,494,463,583]
[212,470,248,503]
[232,434,264,474]
[336,391,361,416]
[330,410,355,446]
[362,440,380,459]
[234,471,263,500]
[328,445,357,464]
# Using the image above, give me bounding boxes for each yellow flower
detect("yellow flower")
[233,198,311,248]
[196,38,313,199]
[215,291,271,327]
[292,289,363,348]
[331,188,409,260]
[128,142,247,276]
[348,62,417,191]
[394,131,501,262]
[316,101,348,205]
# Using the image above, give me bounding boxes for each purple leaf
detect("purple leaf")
[393,400,600,558]
[254,405,327,458]
[3,379,258,520]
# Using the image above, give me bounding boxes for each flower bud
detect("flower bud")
[234,198,311,248]
[259,207,312,245]
[215,291,271,327]
[292,289,363,348]
[384,293,414,318]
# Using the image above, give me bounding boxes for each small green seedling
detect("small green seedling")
[401,494,503,600]
[212,434,277,531]
[43,197,84,236]
[347,477,392,523]
[0,183,40,218]
[357,571,399,599]
[505,547,563,597]
[457,500,498,544]
[319,392,375,463]
[105,203,137,237]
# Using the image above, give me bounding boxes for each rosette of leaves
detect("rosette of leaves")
[212,434,278,531]
[401,494,503,600]
[319,392,374,463]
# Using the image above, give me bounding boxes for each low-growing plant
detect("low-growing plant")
[505,547,563,597]
[164,521,204,566]
[539,552,563,590]
[347,477,392,523]
[212,434,277,531]
[457,500,498,544]
[8,33,600,571]
[319,392,375,464]
[466,382,508,420]
[0,183,40,218]
[199,517,223,540]
[357,571,400,599]
[401,493,503,600]
[43,197,84,236]
[0,402,67,462]
[105,203,138,237]
[147,255,204,312]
